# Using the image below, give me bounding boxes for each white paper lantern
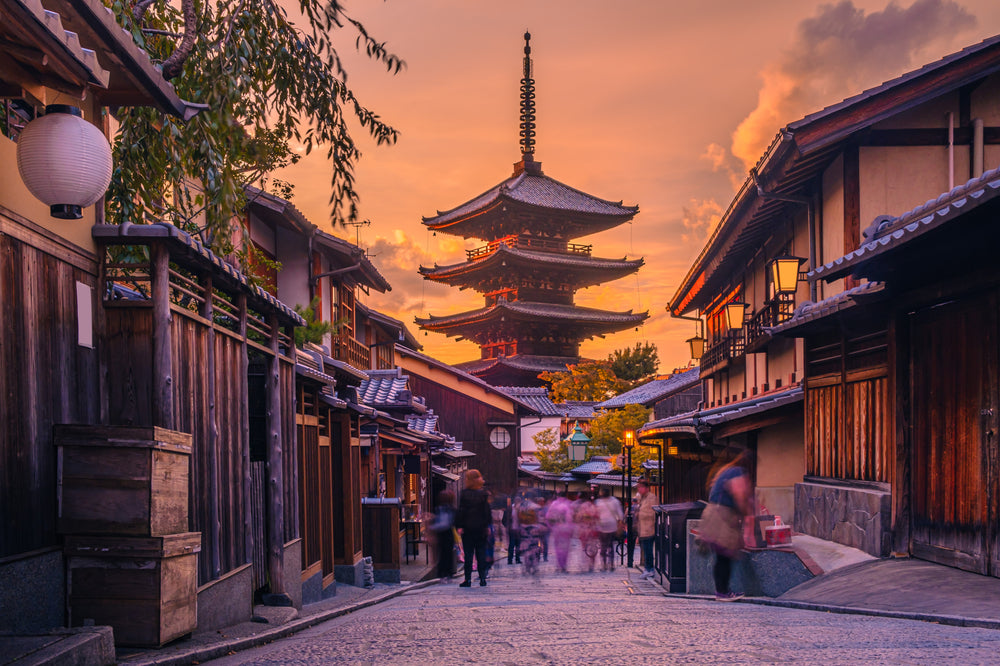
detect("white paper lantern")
[16,105,113,220]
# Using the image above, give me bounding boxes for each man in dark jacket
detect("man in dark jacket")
[455,469,492,587]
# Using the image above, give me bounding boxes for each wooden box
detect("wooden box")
[56,425,192,536]
[66,533,201,647]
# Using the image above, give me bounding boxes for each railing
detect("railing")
[745,296,794,352]
[701,331,745,372]
[466,235,592,261]
[332,334,370,371]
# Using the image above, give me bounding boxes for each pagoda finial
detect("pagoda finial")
[519,31,536,160]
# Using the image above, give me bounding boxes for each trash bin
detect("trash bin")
[655,500,705,592]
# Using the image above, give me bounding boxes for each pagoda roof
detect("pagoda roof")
[458,354,579,377]
[422,167,638,240]
[416,301,647,339]
[419,244,643,289]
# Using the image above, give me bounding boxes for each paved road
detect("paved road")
[207,548,1000,665]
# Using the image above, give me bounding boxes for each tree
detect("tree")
[107,0,403,254]
[609,342,659,385]
[586,405,653,476]
[534,427,575,474]
[539,360,626,402]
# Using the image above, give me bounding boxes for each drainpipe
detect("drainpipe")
[973,117,984,179]
[750,168,817,302]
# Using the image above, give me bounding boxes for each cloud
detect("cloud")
[681,198,724,245]
[731,0,977,169]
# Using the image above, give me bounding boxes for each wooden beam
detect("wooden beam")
[151,243,173,429]
[238,293,253,567]
[266,313,287,600]
[202,273,221,578]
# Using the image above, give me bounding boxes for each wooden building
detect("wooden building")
[416,34,646,387]
[0,0,204,635]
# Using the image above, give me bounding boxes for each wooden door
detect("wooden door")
[909,293,997,574]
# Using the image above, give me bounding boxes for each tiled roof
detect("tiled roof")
[406,410,439,435]
[590,473,634,488]
[571,459,614,475]
[597,368,700,409]
[495,386,560,416]
[423,171,638,227]
[92,223,304,326]
[420,244,643,288]
[810,167,1000,282]
[555,402,597,420]
[458,355,579,377]
[417,300,647,329]
[357,370,410,407]
[768,281,887,336]
[357,303,421,351]
[641,385,803,436]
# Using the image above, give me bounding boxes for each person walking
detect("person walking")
[635,478,657,579]
[595,487,624,572]
[429,490,456,579]
[703,449,755,601]
[546,492,574,573]
[503,494,522,565]
[455,469,492,587]
[574,490,600,572]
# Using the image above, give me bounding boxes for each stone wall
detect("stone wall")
[794,481,891,557]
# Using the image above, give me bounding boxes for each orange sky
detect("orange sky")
[276,0,1000,373]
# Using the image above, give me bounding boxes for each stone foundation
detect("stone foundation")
[794,481,891,557]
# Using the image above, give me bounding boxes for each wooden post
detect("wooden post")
[265,313,288,604]
[201,274,221,578]
[151,243,174,429]
[287,325,300,540]
[238,294,253,567]
[889,310,911,556]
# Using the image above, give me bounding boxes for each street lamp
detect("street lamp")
[724,301,748,331]
[623,429,635,568]
[670,312,706,362]
[769,253,807,295]
[566,422,590,462]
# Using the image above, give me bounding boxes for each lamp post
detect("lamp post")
[623,429,635,568]
[641,439,664,505]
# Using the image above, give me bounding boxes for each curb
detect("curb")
[120,579,442,666]
[663,591,1000,631]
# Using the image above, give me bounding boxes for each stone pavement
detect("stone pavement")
[203,547,1000,665]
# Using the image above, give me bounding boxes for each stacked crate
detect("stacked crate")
[56,425,200,647]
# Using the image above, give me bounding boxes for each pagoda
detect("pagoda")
[416,33,648,387]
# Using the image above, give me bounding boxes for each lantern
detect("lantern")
[567,422,590,462]
[686,334,706,361]
[724,301,748,330]
[769,253,806,294]
[15,105,113,220]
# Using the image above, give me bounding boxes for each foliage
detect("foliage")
[587,405,653,476]
[534,428,576,474]
[293,297,337,347]
[106,0,403,253]
[539,360,626,402]
[609,342,659,384]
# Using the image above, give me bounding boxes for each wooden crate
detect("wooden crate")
[66,533,201,647]
[56,425,192,536]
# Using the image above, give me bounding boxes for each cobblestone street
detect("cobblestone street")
[206,546,1000,665]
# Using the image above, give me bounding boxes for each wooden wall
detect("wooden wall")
[0,228,100,558]
[804,323,893,483]
[403,374,518,493]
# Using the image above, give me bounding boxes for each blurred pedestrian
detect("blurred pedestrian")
[703,449,755,601]
[595,487,624,572]
[429,490,456,579]
[574,489,600,572]
[455,469,492,587]
[546,492,574,573]
[503,494,522,565]
[636,479,657,579]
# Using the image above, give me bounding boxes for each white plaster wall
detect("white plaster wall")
[755,419,804,526]
[520,419,560,454]
[819,154,845,302]
[860,145,954,225]
[275,225,310,310]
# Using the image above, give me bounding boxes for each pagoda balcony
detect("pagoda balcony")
[466,235,592,261]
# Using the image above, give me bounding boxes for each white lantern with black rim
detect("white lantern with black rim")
[15,105,113,220]
[769,253,807,295]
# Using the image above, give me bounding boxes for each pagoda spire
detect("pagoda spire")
[516,31,541,175]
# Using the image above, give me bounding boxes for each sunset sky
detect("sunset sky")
[276,0,1000,374]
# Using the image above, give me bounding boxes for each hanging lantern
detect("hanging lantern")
[15,105,113,220]
[686,334,706,361]
[769,253,806,294]
[724,301,748,330]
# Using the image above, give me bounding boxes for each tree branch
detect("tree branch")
[132,0,157,23]
[161,0,198,80]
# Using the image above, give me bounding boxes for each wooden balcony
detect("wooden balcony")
[331,334,370,372]
[745,296,794,353]
[466,235,592,261]
[700,331,745,377]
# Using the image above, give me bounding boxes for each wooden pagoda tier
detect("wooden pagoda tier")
[421,159,638,242]
[419,242,644,291]
[415,300,647,350]
[456,355,584,387]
